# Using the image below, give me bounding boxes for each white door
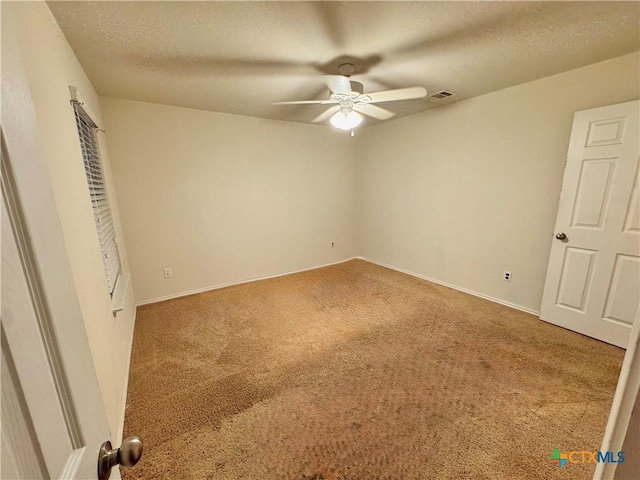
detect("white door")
[540,100,640,348]
[1,12,122,479]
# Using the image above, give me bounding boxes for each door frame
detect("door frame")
[1,7,114,477]
[594,309,640,480]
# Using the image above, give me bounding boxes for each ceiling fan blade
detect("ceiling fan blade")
[272,100,334,105]
[324,75,352,95]
[353,103,395,120]
[365,87,427,103]
[312,106,341,123]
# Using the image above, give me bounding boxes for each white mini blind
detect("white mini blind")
[72,102,121,294]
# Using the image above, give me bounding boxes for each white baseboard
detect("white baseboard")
[357,256,540,316]
[136,257,358,307]
[116,298,137,444]
[136,256,540,316]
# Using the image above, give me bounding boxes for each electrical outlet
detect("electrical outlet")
[503,271,511,282]
[163,267,173,279]
[331,241,335,248]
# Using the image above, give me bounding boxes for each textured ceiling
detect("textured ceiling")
[49,1,639,127]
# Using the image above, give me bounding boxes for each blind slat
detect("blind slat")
[73,102,120,295]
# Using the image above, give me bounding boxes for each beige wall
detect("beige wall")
[356,52,640,313]
[6,2,136,440]
[101,53,639,313]
[100,98,357,304]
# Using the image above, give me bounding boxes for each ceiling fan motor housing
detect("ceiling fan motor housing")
[337,62,355,77]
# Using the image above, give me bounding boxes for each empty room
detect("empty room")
[3,1,640,480]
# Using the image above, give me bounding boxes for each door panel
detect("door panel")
[570,158,616,228]
[540,100,640,348]
[2,197,72,478]
[556,247,596,312]
[1,340,47,480]
[585,116,626,147]
[623,167,639,233]
[603,254,640,326]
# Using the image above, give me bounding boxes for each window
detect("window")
[72,101,121,295]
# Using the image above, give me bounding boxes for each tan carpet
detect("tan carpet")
[121,259,623,480]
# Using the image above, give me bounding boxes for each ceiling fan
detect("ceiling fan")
[272,63,427,132]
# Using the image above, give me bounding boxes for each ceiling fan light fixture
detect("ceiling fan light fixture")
[330,110,362,130]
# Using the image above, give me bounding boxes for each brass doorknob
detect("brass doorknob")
[555,232,567,240]
[98,436,143,480]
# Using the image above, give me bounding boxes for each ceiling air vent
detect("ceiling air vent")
[427,90,456,102]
